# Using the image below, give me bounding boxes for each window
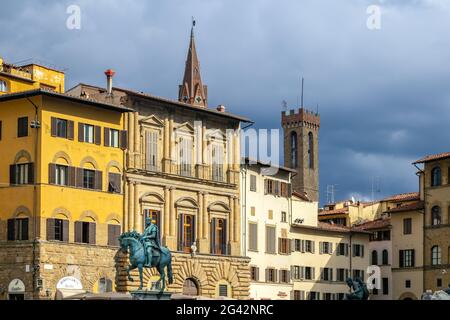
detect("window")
[403,218,412,235]
[279,270,290,283]
[75,221,96,244]
[84,124,94,143]
[320,268,333,281]
[372,250,378,265]
[431,206,441,226]
[431,246,441,265]
[10,163,34,185]
[353,244,364,257]
[278,238,290,254]
[290,131,297,168]
[17,117,28,137]
[248,223,258,251]
[292,266,301,280]
[108,224,121,246]
[108,172,121,193]
[250,175,257,192]
[7,218,29,241]
[178,214,195,253]
[304,267,314,280]
[79,123,100,144]
[399,249,415,267]
[0,80,7,92]
[83,169,96,189]
[337,243,349,256]
[268,210,273,220]
[218,284,228,297]
[211,218,227,255]
[336,269,349,282]
[211,144,224,182]
[323,293,333,300]
[382,278,389,295]
[145,130,158,171]
[308,132,314,169]
[179,137,193,177]
[105,128,119,148]
[55,118,68,138]
[382,249,389,265]
[308,292,320,300]
[294,239,301,251]
[437,278,442,287]
[250,267,259,281]
[320,242,333,254]
[46,218,69,242]
[144,210,160,230]
[266,268,277,282]
[405,280,411,288]
[431,167,442,186]
[98,278,113,293]
[304,240,314,253]
[281,211,287,223]
[55,165,68,186]
[353,269,364,280]
[293,290,304,300]
[265,226,276,254]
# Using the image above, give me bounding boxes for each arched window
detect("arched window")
[290,132,297,168]
[431,206,441,226]
[431,246,441,265]
[0,80,7,92]
[308,132,314,169]
[371,250,378,265]
[382,249,389,265]
[182,278,199,296]
[431,167,441,186]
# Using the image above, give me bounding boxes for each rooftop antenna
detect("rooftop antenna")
[371,176,381,216]
[282,100,288,111]
[326,184,337,204]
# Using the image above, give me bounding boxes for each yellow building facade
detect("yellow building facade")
[0,58,129,300]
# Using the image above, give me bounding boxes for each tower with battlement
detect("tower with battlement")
[281,108,320,202]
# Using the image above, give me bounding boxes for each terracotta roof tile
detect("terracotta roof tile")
[413,152,450,164]
[318,207,349,216]
[385,201,424,213]
[382,192,419,202]
[354,218,391,231]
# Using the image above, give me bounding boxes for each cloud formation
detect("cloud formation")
[1,0,448,204]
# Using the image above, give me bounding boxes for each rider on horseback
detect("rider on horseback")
[141,217,162,265]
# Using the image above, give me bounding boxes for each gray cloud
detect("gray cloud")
[1,0,448,204]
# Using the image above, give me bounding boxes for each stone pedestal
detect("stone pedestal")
[131,290,172,300]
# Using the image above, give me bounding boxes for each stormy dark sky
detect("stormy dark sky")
[1,0,449,204]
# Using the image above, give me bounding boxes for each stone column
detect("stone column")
[124,180,129,231]
[164,187,177,250]
[128,182,134,231]
[134,112,141,169]
[134,182,141,232]
[128,112,135,168]
[197,192,203,239]
[197,192,208,254]
[164,187,170,237]
[163,117,171,172]
[229,196,235,242]
[234,196,241,245]
[202,192,208,239]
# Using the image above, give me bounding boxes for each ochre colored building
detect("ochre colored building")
[0,57,129,299]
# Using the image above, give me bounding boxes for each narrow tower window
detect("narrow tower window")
[308,132,314,169]
[290,131,297,168]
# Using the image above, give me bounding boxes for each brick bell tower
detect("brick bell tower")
[281,108,320,202]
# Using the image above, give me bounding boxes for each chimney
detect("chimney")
[216,104,226,112]
[104,69,115,96]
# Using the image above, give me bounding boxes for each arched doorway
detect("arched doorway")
[182,278,199,296]
[8,279,25,300]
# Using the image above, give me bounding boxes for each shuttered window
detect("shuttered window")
[7,218,29,241]
[293,290,305,300]
[250,267,259,281]
[108,172,121,193]
[265,225,276,254]
[248,223,258,251]
[104,128,119,148]
[211,144,224,182]
[265,268,277,282]
[10,163,34,185]
[46,218,69,242]
[75,221,96,244]
[279,270,290,283]
[145,130,159,171]
[250,175,257,192]
[179,137,193,177]
[108,224,121,246]
[278,237,291,254]
[49,164,76,186]
[320,268,333,281]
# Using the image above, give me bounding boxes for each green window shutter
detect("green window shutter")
[67,120,74,140]
[104,128,110,147]
[51,117,57,136]
[47,218,55,240]
[94,126,101,145]
[75,221,83,243]
[48,163,56,184]
[78,123,85,142]
[62,220,69,242]
[89,222,96,245]
[7,219,15,240]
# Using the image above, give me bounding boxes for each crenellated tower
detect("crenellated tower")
[281,108,320,202]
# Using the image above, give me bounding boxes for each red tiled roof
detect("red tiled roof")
[382,192,419,202]
[318,207,349,216]
[291,221,369,234]
[385,201,424,213]
[354,218,391,231]
[413,152,450,164]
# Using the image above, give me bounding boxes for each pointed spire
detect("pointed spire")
[178,19,208,108]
